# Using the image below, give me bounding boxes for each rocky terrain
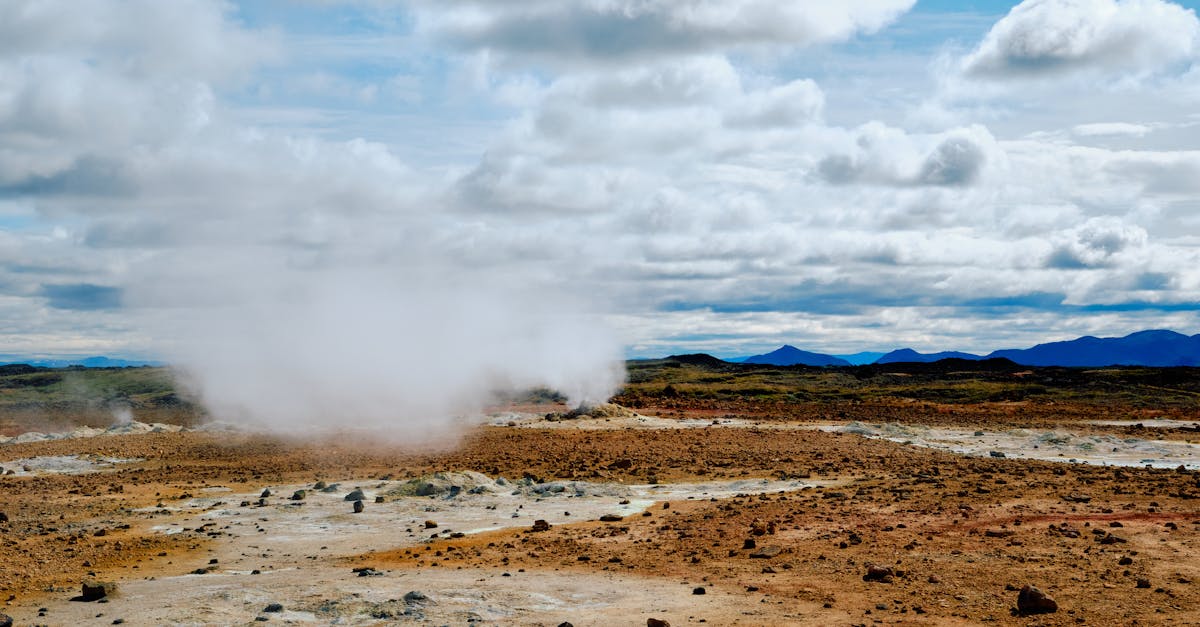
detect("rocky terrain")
[0,364,1195,624]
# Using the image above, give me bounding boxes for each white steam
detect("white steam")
[139,262,624,442]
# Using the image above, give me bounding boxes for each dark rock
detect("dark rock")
[742,538,756,549]
[1137,578,1151,589]
[863,565,893,583]
[260,489,271,498]
[558,623,574,627]
[0,512,7,523]
[1119,556,1133,566]
[81,580,118,601]
[531,519,551,532]
[354,567,383,577]
[599,514,623,522]
[985,529,1014,538]
[263,603,283,613]
[352,500,364,514]
[692,587,705,595]
[0,612,11,627]
[344,489,365,502]
[375,496,385,503]
[403,590,432,605]
[647,619,671,627]
[290,490,306,501]
[424,520,437,529]
[749,546,782,559]
[1017,585,1058,615]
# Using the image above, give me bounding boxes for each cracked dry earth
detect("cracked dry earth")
[0,406,1198,625]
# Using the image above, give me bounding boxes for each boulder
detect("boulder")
[1016,585,1058,615]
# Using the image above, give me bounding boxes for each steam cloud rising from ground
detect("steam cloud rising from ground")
[143,265,624,442]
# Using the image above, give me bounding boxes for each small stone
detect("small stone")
[404,590,432,605]
[1119,556,1133,566]
[928,575,941,584]
[344,489,365,502]
[1016,585,1058,615]
[352,500,364,514]
[80,580,118,601]
[558,623,574,627]
[290,490,306,501]
[749,546,782,559]
[424,520,438,529]
[743,538,756,549]
[647,619,671,627]
[863,565,894,583]
[531,519,551,532]
[374,496,384,503]
[263,603,283,613]
[0,613,11,627]
[1137,578,1151,589]
[260,489,271,498]
[693,586,706,595]
[599,514,623,522]
[313,481,327,490]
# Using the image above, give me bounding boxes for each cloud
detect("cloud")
[40,283,122,310]
[962,0,1200,79]
[418,0,917,65]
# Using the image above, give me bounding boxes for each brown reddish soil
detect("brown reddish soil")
[0,409,1197,625]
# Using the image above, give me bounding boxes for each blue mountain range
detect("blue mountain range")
[741,345,851,367]
[741,330,1200,367]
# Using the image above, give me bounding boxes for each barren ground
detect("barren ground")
[0,399,1196,626]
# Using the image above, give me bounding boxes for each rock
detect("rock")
[1099,533,1127,545]
[374,496,385,503]
[599,514,623,522]
[0,613,11,627]
[344,488,365,501]
[353,567,383,577]
[404,590,433,605]
[647,619,671,627]
[749,546,782,559]
[263,603,283,613]
[692,586,706,595]
[1016,585,1058,615]
[863,565,894,583]
[424,520,438,529]
[743,538,756,549]
[928,575,941,584]
[989,451,1006,458]
[558,623,574,627]
[985,529,1014,538]
[80,580,118,601]
[290,490,306,501]
[1137,578,1151,589]
[531,519,551,532]
[1119,556,1133,566]
[352,500,365,513]
[259,489,271,498]
[313,481,327,490]
[0,512,7,523]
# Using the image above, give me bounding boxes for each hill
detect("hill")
[987,329,1200,367]
[741,345,851,367]
[876,348,983,364]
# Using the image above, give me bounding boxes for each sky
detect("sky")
[4,0,1200,362]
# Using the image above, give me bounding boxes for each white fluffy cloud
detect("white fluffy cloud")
[418,0,917,65]
[962,0,1200,79]
[3,0,1200,370]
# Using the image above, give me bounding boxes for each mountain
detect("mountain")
[876,348,983,364]
[742,345,851,367]
[0,355,161,368]
[986,329,1200,367]
[836,351,887,365]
